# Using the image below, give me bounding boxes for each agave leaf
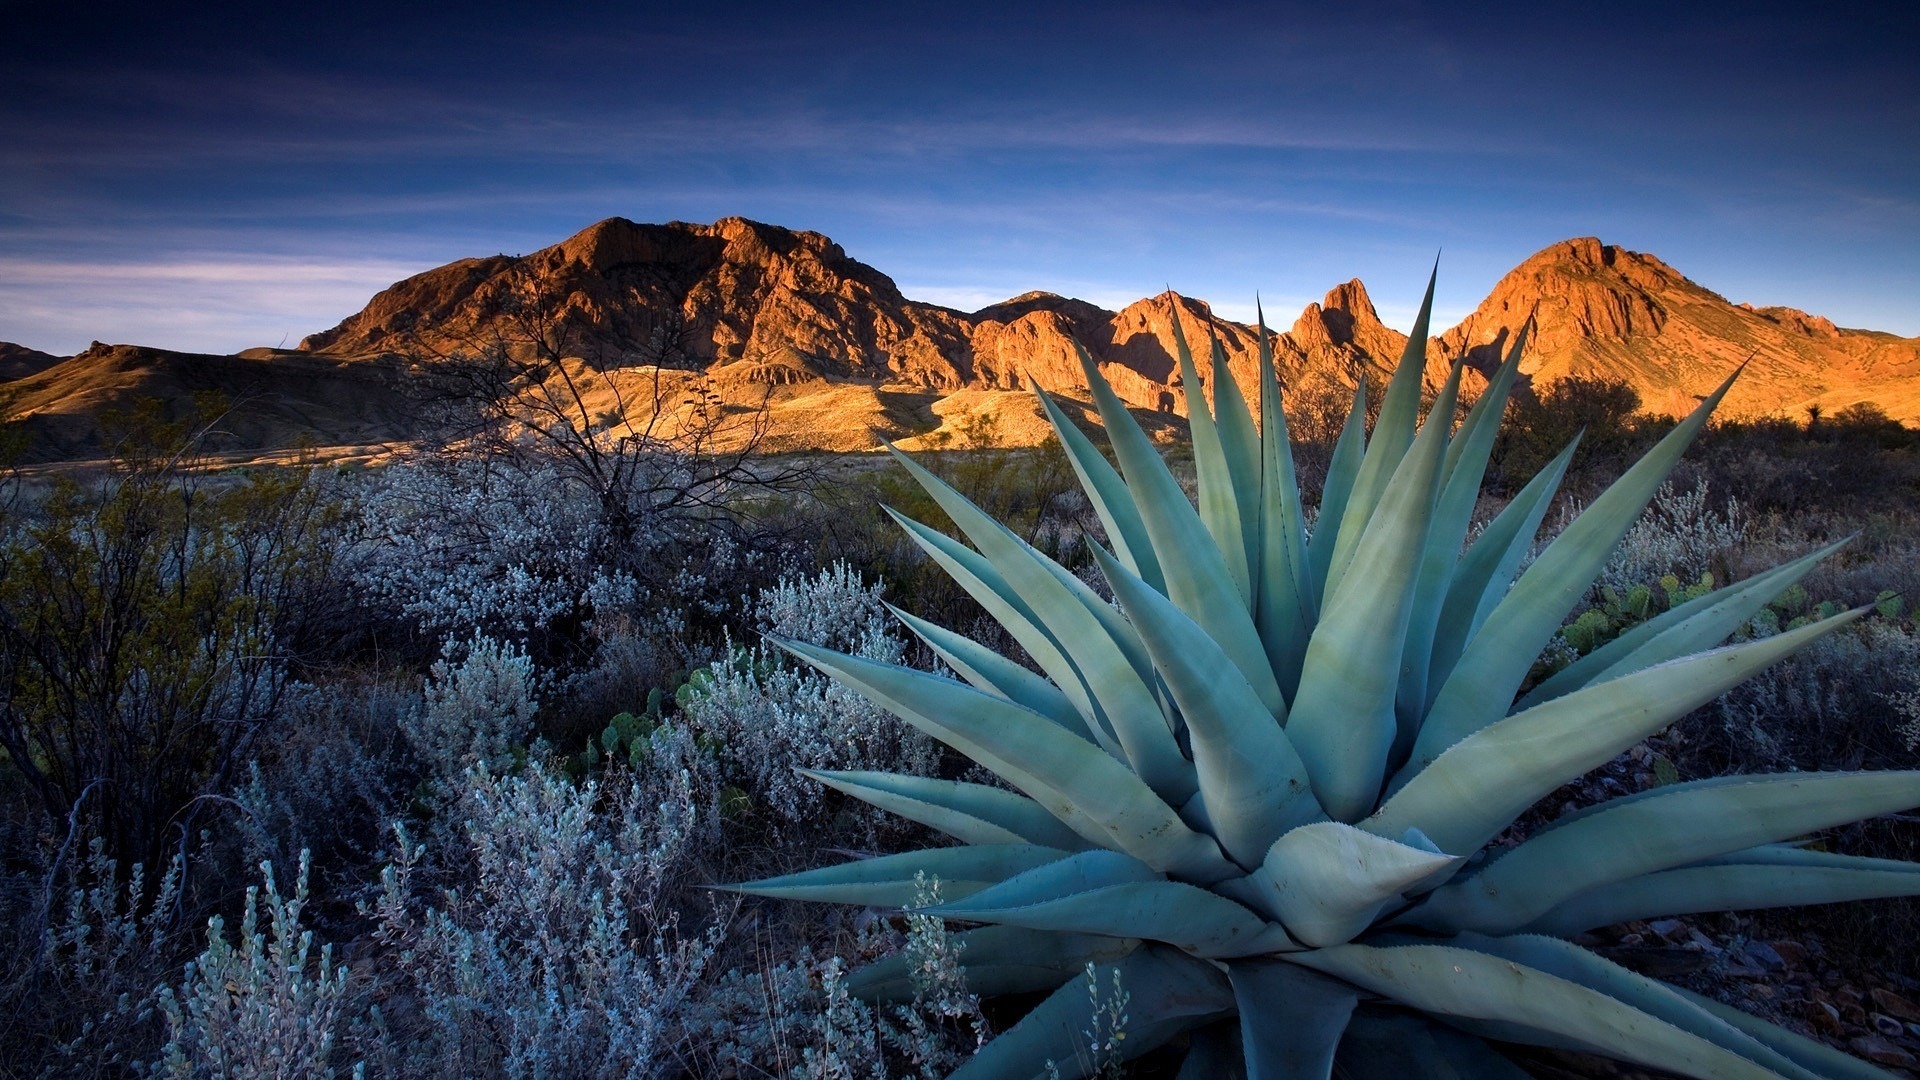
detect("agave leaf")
[1092,545,1324,868]
[801,769,1094,851]
[1336,1011,1533,1080]
[1452,934,1830,1080]
[1674,986,1905,1080]
[1175,1021,1248,1080]
[1238,821,1459,947]
[1255,304,1315,696]
[1289,942,1788,1079]
[1398,334,1528,746]
[1368,612,1862,863]
[1517,537,1849,708]
[1287,362,1456,822]
[1212,325,1266,600]
[933,878,1294,959]
[886,448,1195,803]
[1523,847,1920,936]
[776,638,1241,883]
[1173,310,1254,606]
[1304,379,1369,607]
[1411,365,1744,772]
[1412,768,1920,934]
[1422,435,1580,705]
[885,507,1120,753]
[1227,958,1357,1078]
[885,603,1093,741]
[1072,341,1285,715]
[933,847,1162,901]
[952,945,1235,1080]
[1034,386,1165,591]
[722,844,1069,906]
[1321,264,1437,601]
[848,926,1141,1002]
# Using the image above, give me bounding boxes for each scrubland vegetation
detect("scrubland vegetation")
[2,374,1918,1078]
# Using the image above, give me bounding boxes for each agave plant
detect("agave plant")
[732,274,1920,1079]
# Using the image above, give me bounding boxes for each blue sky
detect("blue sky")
[2,0,1915,355]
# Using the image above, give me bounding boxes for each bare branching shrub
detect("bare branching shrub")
[0,401,345,870]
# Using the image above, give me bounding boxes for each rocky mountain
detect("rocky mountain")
[1438,237,1920,421]
[6,218,1916,462]
[0,342,64,382]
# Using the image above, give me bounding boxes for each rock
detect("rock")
[1874,988,1920,1023]
[1808,999,1844,1034]
[1874,1013,1907,1038]
[1741,940,1787,972]
[1849,1035,1918,1069]
[1770,940,1810,969]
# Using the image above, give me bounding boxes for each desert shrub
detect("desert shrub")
[0,405,345,870]
[403,634,542,779]
[678,563,940,828]
[1598,479,1748,593]
[0,837,186,1075]
[1703,616,1920,774]
[152,851,359,1079]
[346,455,611,655]
[690,877,983,1079]
[233,677,414,877]
[366,754,720,1079]
[1490,375,1656,494]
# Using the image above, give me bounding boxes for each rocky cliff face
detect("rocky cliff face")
[12,220,1917,463]
[303,217,1470,419]
[1438,237,1920,420]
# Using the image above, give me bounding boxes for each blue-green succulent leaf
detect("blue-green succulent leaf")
[885,447,1194,803]
[1290,941,1789,1079]
[1241,821,1460,947]
[1522,846,1920,936]
[1288,362,1456,821]
[1451,934,1830,1080]
[1369,612,1862,862]
[885,603,1092,741]
[1423,436,1580,703]
[1411,364,1744,771]
[932,878,1294,959]
[1518,537,1850,708]
[1073,341,1285,715]
[1034,385,1165,591]
[1412,768,1920,934]
[885,507,1117,753]
[800,769,1093,851]
[1398,333,1527,746]
[952,945,1235,1080]
[847,926,1141,1002]
[1092,545,1324,868]
[775,638,1240,882]
[722,844,1068,906]
[1322,264,1437,601]
[1227,959,1357,1078]
[1255,305,1315,696]
[1674,986,1905,1080]
[1305,379,1369,608]
[1174,310,1255,607]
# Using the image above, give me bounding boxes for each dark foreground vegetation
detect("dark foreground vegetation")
[2,376,1918,1077]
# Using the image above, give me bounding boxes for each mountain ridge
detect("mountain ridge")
[5,218,1916,463]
